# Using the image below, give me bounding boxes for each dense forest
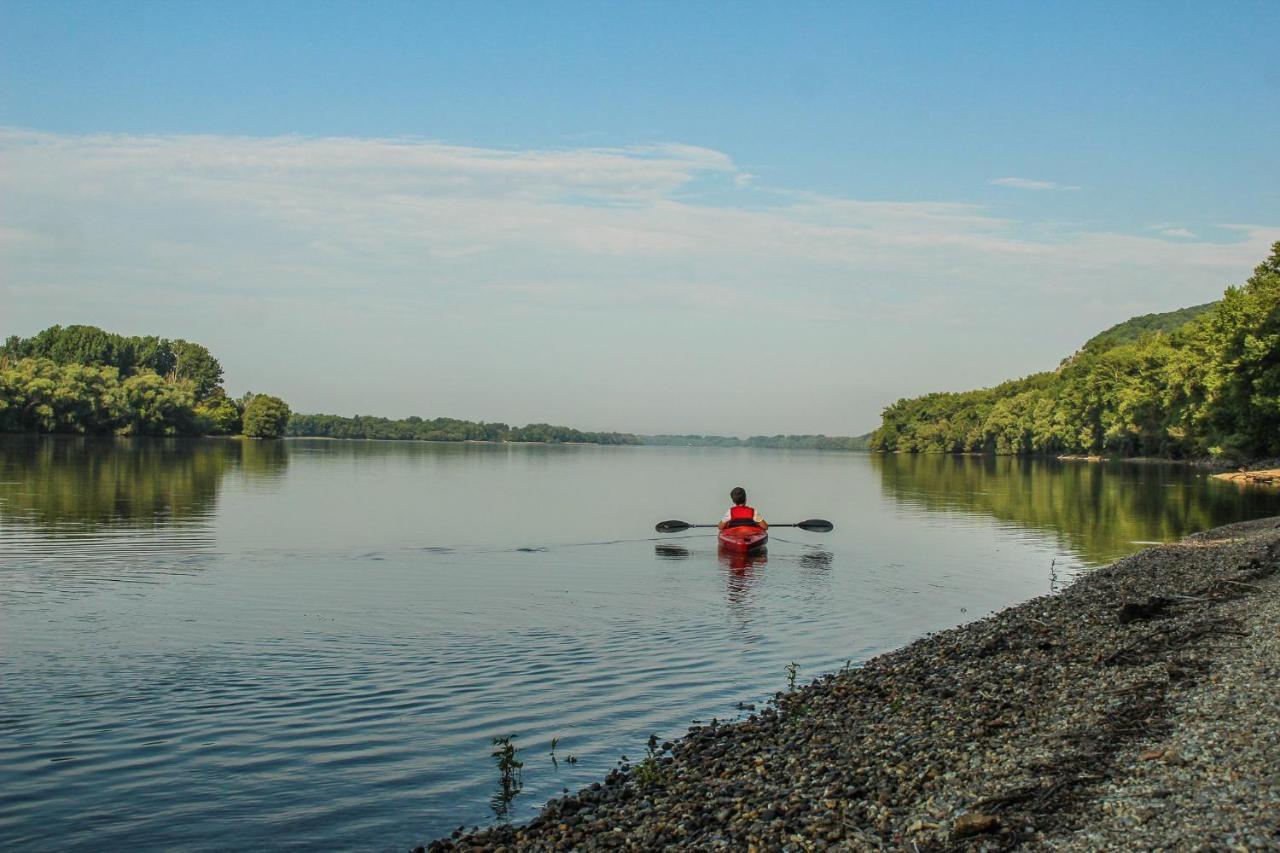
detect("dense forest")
[641,433,871,450]
[871,243,1280,461]
[286,413,640,445]
[0,325,291,438]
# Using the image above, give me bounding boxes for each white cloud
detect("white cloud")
[1,128,1275,433]
[991,176,1081,192]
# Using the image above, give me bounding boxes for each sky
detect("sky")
[2,1,1277,435]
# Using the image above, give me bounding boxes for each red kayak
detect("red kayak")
[718,525,768,552]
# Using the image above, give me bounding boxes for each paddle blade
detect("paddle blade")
[655,519,693,533]
[795,519,834,532]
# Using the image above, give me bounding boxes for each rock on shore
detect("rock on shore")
[1214,468,1280,487]
[422,517,1280,851]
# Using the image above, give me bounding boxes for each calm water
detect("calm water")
[2,437,1277,851]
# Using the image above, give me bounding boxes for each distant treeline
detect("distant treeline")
[285,415,873,449]
[0,325,290,438]
[641,433,870,450]
[870,243,1280,461]
[286,413,640,445]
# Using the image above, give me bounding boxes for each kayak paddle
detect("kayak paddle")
[655,518,833,533]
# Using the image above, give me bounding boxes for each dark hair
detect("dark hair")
[730,486,747,505]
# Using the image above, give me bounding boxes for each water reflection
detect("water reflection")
[720,547,766,603]
[0,436,224,529]
[0,436,289,531]
[718,546,768,573]
[489,788,519,821]
[238,438,290,484]
[871,453,1280,565]
[0,436,289,568]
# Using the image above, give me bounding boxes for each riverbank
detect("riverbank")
[424,517,1280,851]
[1057,453,1280,477]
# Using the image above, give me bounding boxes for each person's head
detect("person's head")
[730,486,747,505]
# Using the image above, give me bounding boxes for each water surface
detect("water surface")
[2,437,1276,851]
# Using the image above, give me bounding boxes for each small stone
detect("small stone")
[953,812,1000,837]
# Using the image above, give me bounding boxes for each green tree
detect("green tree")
[194,390,242,435]
[115,373,198,436]
[171,339,224,400]
[242,394,291,438]
[0,326,253,436]
[1197,242,1280,458]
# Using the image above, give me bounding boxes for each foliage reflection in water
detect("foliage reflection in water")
[870,453,1276,565]
[0,435,288,530]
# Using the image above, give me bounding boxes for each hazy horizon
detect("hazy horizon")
[3,3,1277,436]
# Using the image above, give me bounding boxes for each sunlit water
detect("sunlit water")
[2,437,1277,851]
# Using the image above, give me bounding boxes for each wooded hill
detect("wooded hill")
[1076,302,1217,357]
[870,243,1280,461]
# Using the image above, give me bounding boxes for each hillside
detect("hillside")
[869,244,1280,461]
[1079,302,1218,355]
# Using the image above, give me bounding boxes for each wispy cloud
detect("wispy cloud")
[990,176,1081,192]
[1,128,1274,432]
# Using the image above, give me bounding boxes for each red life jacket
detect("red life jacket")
[729,505,756,521]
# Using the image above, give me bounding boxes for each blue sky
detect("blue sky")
[2,2,1277,434]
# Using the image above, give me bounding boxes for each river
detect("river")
[2,436,1276,850]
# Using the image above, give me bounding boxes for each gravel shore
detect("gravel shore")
[423,517,1280,851]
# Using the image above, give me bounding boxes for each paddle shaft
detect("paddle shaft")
[655,518,832,533]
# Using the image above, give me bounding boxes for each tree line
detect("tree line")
[286,413,641,445]
[283,418,875,449]
[641,433,870,450]
[870,243,1280,461]
[0,325,291,438]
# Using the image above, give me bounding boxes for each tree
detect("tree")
[170,339,224,400]
[242,394,291,439]
[1198,240,1280,457]
[194,390,242,434]
[115,372,197,436]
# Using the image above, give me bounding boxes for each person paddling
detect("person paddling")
[718,486,768,530]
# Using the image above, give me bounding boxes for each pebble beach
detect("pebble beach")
[424,517,1280,851]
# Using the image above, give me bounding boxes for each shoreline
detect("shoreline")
[425,517,1280,850]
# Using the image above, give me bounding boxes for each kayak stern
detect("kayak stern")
[717,525,768,552]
